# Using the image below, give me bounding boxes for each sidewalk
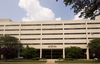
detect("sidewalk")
[45,59,58,64]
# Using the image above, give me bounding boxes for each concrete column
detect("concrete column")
[85,20,89,60]
[40,48,42,58]
[86,48,89,60]
[1,55,3,59]
[63,48,65,58]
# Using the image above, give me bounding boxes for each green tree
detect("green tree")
[65,46,82,59]
[22,45,37,59]
[0,35,22,61]
[56,0,100,20]
[88,38,100,60]
[88,38,100,50]
[0,47,17,61]
[0,35,22,48]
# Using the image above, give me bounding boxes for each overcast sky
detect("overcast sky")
[0,0,83,22]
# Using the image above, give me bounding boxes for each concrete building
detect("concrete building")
[0,17,100,59]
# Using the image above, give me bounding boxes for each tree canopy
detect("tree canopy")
[0,35,22,61]
[56,0,100,20]
[22,45,37,59]
[88,38,100,60]
[88,38,100,50]
[65,46,82,59]
[0,35,22,49]
[0,47,17,61]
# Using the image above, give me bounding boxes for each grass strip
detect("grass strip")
[55,60,100,63]
[0,60,47,63]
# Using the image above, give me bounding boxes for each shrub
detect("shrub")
[65,58,73,61]
[59,58,63,60]
[42,58,46,60]
[35,57,40,60]
[31,58,36,60]
[40,58,46,60]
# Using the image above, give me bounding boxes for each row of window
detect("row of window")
[20,38,63,40]
[20,38,98,40]
[0,22,100,27]
[0,32,100,36]
[22,43,40,45]
[1,27,100,31]
[0,34,99,40]
[22,43,87,45]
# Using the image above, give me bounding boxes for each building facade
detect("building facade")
[0,17,100,59]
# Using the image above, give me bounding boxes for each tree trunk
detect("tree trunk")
[5,58,7,62]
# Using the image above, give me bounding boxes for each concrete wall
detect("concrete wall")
[0,18,100,50]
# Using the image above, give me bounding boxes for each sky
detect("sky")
[0,0,83,22]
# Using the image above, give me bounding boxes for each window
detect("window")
[5,29,19,31]
[65,43,87,45]
[42,24,63,26]
[87,23,100,24]
[64,38,86,40]
[5,34,19,36]
[88,32,100,34]
[42,28,63,30]
[0,25,4,27]
[88,27,100,29]
[0,29,3,31]
[42,38,63,40]
[42,43,63,45]
[22,43,40,45]
[0,34,3,36]
[21,24,41,26]
[42,33,63,35]
[20,38,40,40]
[21,29,41,31]
[21,29,34,31]
[64,23,85,25]
[21,33,41,35]
[64,28,85,30]
[6,25,19,26]
[64,33,86,35]
[88,38,100,39]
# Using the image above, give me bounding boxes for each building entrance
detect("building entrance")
[42,49,62,59]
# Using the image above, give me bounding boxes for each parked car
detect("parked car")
[94,58,98,60]
[14,57,23,60]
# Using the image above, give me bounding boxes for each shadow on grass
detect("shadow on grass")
[0,60,47,63]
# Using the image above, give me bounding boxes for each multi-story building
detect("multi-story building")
[0,16,100,59]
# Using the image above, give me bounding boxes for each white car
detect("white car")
[94,58,98,60]
[14,57,23,60]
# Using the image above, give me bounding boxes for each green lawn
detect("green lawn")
[0,60,47,63]
[55,60,100,63]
